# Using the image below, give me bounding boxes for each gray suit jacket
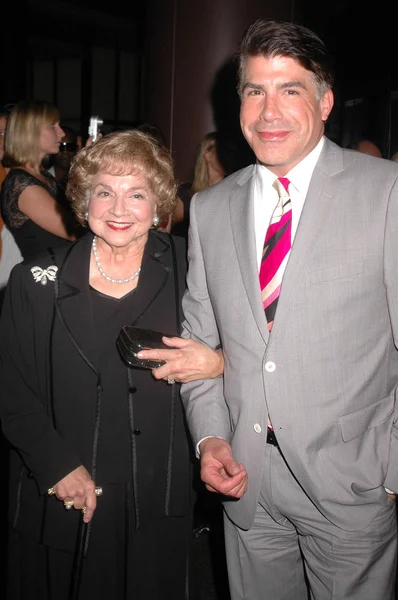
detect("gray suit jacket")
[181,136,398,532]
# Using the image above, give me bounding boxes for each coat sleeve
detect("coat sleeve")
[180,193,232,449]
[383,174,398,493]
[0,264,82,494]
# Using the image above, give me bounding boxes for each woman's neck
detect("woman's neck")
[22,162,48,183]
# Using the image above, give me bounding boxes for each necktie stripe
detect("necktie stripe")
[262,212,292,259]
[260,218,292,288]
[264,208,292,244]
[259,177,292,331]
[262,282,281,310]
[265,297,278,323]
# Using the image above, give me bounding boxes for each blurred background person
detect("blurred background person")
[390,151,398,162]
[0,107,22,311]
[0,106,22,593]
[0,129,223,600]
[349,135,383,158]
[172,131,225,238]
[0,99,84,262]
[135,121,167,147]
[47,125,80,194]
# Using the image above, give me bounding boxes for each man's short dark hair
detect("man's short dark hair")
[237,19,335,99]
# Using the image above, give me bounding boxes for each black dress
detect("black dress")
[0,168,79,260]
[7,285,192,599]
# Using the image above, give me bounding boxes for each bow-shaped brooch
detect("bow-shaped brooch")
[30,265,58,285]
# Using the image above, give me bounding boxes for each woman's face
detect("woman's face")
[39,120,64,157]
[87,170,157,250]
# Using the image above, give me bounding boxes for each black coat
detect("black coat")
[0,231,193,553]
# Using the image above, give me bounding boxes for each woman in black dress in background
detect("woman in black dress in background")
[0,99,83,260]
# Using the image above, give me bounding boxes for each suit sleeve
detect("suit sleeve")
[180,193,232,448]
[383,174,398,493]
[0,265,82,494]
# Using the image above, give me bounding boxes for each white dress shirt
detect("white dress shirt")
[254,136,325,271]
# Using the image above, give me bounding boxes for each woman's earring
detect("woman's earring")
[84,211,89,220]
[152,216,160,227]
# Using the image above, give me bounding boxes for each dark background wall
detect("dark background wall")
[2,0,397,182]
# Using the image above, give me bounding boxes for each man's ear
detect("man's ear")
[321,89,334,121]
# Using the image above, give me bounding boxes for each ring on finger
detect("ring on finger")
[95,486,103,496]
[47,487,55,496]
[167,378,176,384]
[64,499,74,510]
[81,506,87,515]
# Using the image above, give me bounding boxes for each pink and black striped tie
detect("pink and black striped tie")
[260,177,292,331]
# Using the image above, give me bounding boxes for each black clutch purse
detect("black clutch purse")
[116,325,171,369]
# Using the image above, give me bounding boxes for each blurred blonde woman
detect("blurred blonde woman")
[1,99,83,261]
[172,132,225,238]
[191,131,225,194]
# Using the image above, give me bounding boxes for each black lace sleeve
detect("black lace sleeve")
[1,168,58,230]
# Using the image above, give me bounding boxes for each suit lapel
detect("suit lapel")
[230,167,270,344]
[269,138,345,339]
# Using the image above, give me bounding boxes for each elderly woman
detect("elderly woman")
[0,130,223,599]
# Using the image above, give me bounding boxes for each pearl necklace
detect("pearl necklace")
[92,236,141,284]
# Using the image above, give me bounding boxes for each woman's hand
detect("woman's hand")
[136,337,224,383]
[48,465,98,523]
[84,132,103,148]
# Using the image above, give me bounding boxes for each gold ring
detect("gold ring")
[81,506,87,515]
[95,486,103,496]
[64,499,74,510]
[47,487,55,496]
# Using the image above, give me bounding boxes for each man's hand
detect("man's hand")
[137,337,224,383]
[199,438,248,498]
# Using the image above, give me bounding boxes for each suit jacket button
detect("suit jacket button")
[128,386,137,393]
[133,429,141,435]
[265,361,276,372]
[253,423,262,434]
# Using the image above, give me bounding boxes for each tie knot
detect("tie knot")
[273,177,290,197]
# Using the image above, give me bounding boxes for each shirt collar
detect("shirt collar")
[255,136,325,194]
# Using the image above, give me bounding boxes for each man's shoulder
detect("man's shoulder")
[320,137,398,183]
[196,164,255,200]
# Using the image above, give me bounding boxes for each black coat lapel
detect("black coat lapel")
[128,231,172,325]
[55,233,100,377]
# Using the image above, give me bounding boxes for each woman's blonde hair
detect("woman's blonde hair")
[3,99,60,168]
[191,132,218,195]
[67,129,177,226]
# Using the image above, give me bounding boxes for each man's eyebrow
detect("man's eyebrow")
[242,80,307,93]
[278,80,307,90]
[241,82,264,92]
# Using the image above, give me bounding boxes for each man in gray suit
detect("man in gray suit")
[180,18,398,600]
